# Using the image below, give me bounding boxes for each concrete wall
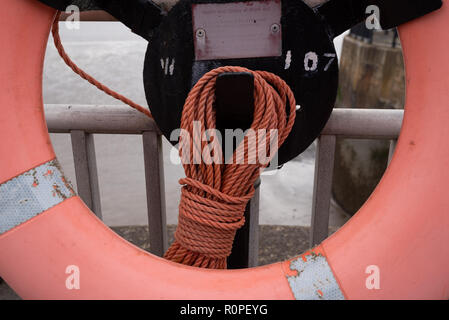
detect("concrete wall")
[332,33,405,215]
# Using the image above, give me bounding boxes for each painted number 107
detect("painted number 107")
[304,52,336,72]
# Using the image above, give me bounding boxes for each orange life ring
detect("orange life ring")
[0,0,448,300]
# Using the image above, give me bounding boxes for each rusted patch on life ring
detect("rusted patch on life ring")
[0,159,76,235]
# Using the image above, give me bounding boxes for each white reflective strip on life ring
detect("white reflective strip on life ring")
[287,253,345,300]
[0,160,75,235]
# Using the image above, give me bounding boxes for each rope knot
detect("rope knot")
[175,178,254,258]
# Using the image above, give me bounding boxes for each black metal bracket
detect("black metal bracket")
[39,0,82,10]
[38,0,164,40]
[213,72,257,269]
[215,72,254,131]
[95,0,164,40]
[316,0,443,38]
[215,72,254,159]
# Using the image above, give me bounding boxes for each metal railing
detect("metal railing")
[45,104,403,266]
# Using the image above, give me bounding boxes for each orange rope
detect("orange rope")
[52,12,296,270]
[164,66,296,269]
[51,12,152,118]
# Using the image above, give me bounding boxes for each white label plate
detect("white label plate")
[192,0,282,60]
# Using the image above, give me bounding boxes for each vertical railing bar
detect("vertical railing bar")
[388,139,398,165]
[70,130,102,219]
[86,134,102,218]
[247,180,260,267]
[142,131,168,256]
[310,135,337,247]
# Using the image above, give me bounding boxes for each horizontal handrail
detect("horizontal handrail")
[322,108,403,139]
[45,104,404,138]
[45,104,159,134]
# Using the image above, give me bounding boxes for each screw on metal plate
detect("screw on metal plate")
[270,23,280,34]
[196,28,206,38]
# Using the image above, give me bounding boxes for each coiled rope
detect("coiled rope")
[163,66,296,268]
[52,13,296,269]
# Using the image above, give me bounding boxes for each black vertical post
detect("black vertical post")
[214,72,259,269]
